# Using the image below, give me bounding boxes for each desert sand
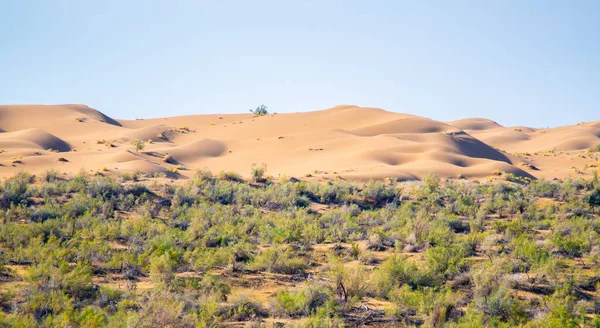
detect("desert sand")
[0,104,598,181]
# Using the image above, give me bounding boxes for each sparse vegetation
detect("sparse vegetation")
[0,171,599,326]
[131,140,145,152]
[251,163,267,182]
[250,104,268,116]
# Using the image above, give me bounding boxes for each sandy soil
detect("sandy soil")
[0,104,598,181]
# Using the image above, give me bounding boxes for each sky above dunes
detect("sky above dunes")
[1,1,599,127]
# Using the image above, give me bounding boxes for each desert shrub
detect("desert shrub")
[251,163,268,182]
[311,182,354,204]
[130,140,145,152]
[423,172,440,192]
[41,169,61,183]
[529,179,560,198]
[586,187,600,207]
[78,306,107,327]
[30,203,63,222]
[471,258,526,323]
[388,285,458,325]
[198,296,221,328]
[149,253,176,287]
[252,247,308,274]
[27,260,96,303]
[360,180,397,205]
[424,245,468,280]
[374,254,433,297]
[532,285,582,327]
[126,290,196,328]
[274,282,331,317]
[87,176,121,200]
[0,172,32,207]
[551,234,588,257]
[300,310,344,328]
[37,182,61,198]
[250,105,268,116]
[511,235,549,272]
[327,258,370,302]
[219,171,244,182]
[189,274,231,301]
[193,169,214,185]
[221,295,266,321]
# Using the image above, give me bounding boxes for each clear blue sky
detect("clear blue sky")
[1,1,598,127]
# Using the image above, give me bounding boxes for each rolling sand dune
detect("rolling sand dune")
[0,129,71,152]
[0,104,598,181]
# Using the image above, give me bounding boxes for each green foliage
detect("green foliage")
[149,253,176,287]
[275,283,331,317]
[375,254,434,297]
[327,257,370,301]
[0,171,597,326]
[41,169,61,183]
[586,187,600,207]
[424,245,468,279]
[78,306,107,327]
[251,163,268,182]
[218,170,244,182]
[250,104,268,116]
[0,172,31,207]
[251,247,309,274]
[130,140,146,152]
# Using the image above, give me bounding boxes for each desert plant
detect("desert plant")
[41,169,61,183]
[250,105,268,116]
[274,282,331,317]
[131,140,145,152]
[327,258,370,302]
[251,163,267,182]
[219,171,244,182]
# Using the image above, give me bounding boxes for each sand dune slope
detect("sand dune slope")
[0,129,71,152]
[0,104,598,181]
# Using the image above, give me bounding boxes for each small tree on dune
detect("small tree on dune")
[250,105,268,116]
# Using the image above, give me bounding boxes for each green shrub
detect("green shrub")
[78,306,107,328]
[275,283,331,317]
[250,105,268,116]
[375,254,434,297]
[130,140,146,152]
[0,172,32,207]
[219,171,244,182]
[41,169,61,183]
[586,187,600,207]
[327,258,370,302]
[250,163,267,182]
[360,180,397,205]
[251,247,308,274]
[221,295,266,321]
[424,245,468,279]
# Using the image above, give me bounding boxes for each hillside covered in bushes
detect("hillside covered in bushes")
[1,170,600,327]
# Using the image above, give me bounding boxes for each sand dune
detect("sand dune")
[447,118,503,131]
[0,104,598,181]
[159,139,227,163]
[0,128,71,152]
